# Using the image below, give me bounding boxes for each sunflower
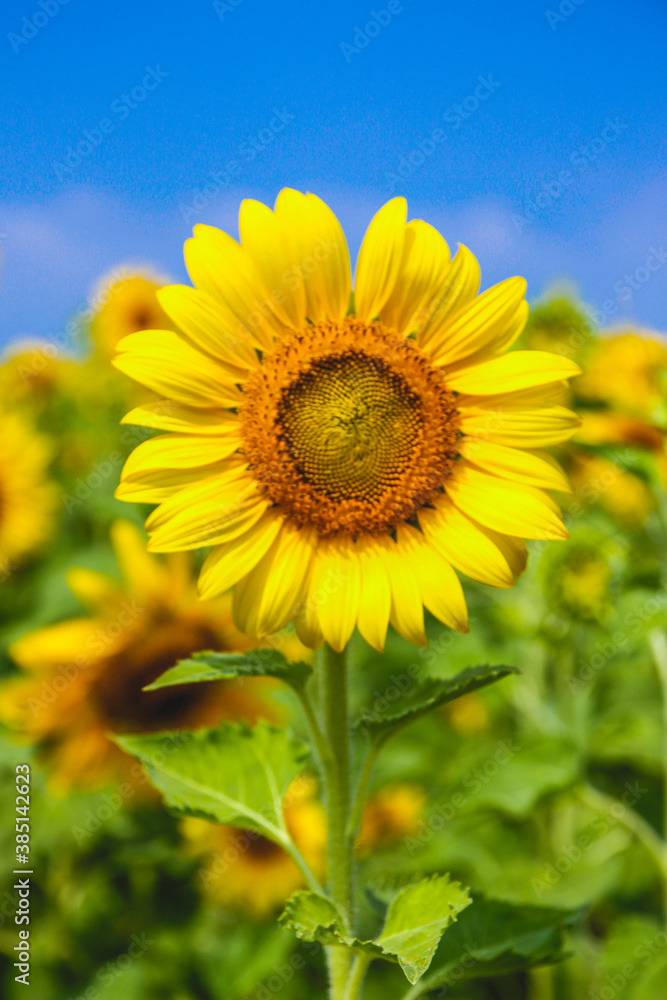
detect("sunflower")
[0,520,285,791]
[445,692,491,735]
[182,775,327,918]
[0,410,57,576]
[355,783,426,856]
[575,331,667,417]
[567,450,654,527]
[90,271,176,357]
[114,191,580,652]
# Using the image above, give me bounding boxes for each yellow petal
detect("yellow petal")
[376,536,426,646]
[460,439,572,493]
[113,330,243,408]
[294,562,324,649]
[184,225,282,349]
[233,522,316,636]
[157,285,260,371]
[65,567,125,614]
[417,245,481,347]
[121,400,242,436]
[355,535,392,652]
[198,511,284,598]
[115,465,228,504]
[457,381,570,410]
[426,277,527,368]
[145,466,263,551]
[480,527,528,578]
[459,404,581,448]
[396,524,469,633]
[9,619,109,670]
[419,497,516,589]
[446,462,568,540]
[354,198,407,321]
[379,220,450,335]
[310,538,360,652]
[121,433,241,478]
[273,189,351,323]
[239,196,306,329]
[110,519,170,602]
[445,351,581,395]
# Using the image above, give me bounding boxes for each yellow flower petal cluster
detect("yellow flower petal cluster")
[0,520,283,790]
[115,191,580,650]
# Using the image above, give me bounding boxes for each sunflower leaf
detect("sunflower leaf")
[279,891,384,956]
[355,664,520,744]
[421,894,582,989]
[116,721,308,842]
[279,875,471,984]
[143,648,313,693]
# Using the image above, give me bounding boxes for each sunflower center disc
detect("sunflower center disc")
[277,352,422,503]
[241,318,461,537]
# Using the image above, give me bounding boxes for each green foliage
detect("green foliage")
[355,664,520,745]
[425,894,582,988]
[280,875,471,985]
[143,648,313,692]
[116,722,308,842]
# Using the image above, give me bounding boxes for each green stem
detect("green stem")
[343,954,371,1000]
[577,784,667,883]
[346,741,381,843]
[296,685,335,775]
[276,832,326,896]
[649,629,667,925]
[320,643,354,998]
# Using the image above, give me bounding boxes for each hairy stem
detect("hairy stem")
[296,685,334,775]
[649,629,667,925]
[343,954,371,1000]
[347,741,381,843]
[320,643,354,997]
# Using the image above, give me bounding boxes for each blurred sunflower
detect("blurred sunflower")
[0,520,284,791]
[0,410,57,576]
[540,529,617,624]
[445,692,491,734]
[114,190,580,652]
[182,775,326,918]
[90,271,176,357]
[575,331,667,417]
[355,783,426,856]
[567,451,655,526]
[0,344,75,412]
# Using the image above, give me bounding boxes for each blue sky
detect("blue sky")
[1,0,666,347]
